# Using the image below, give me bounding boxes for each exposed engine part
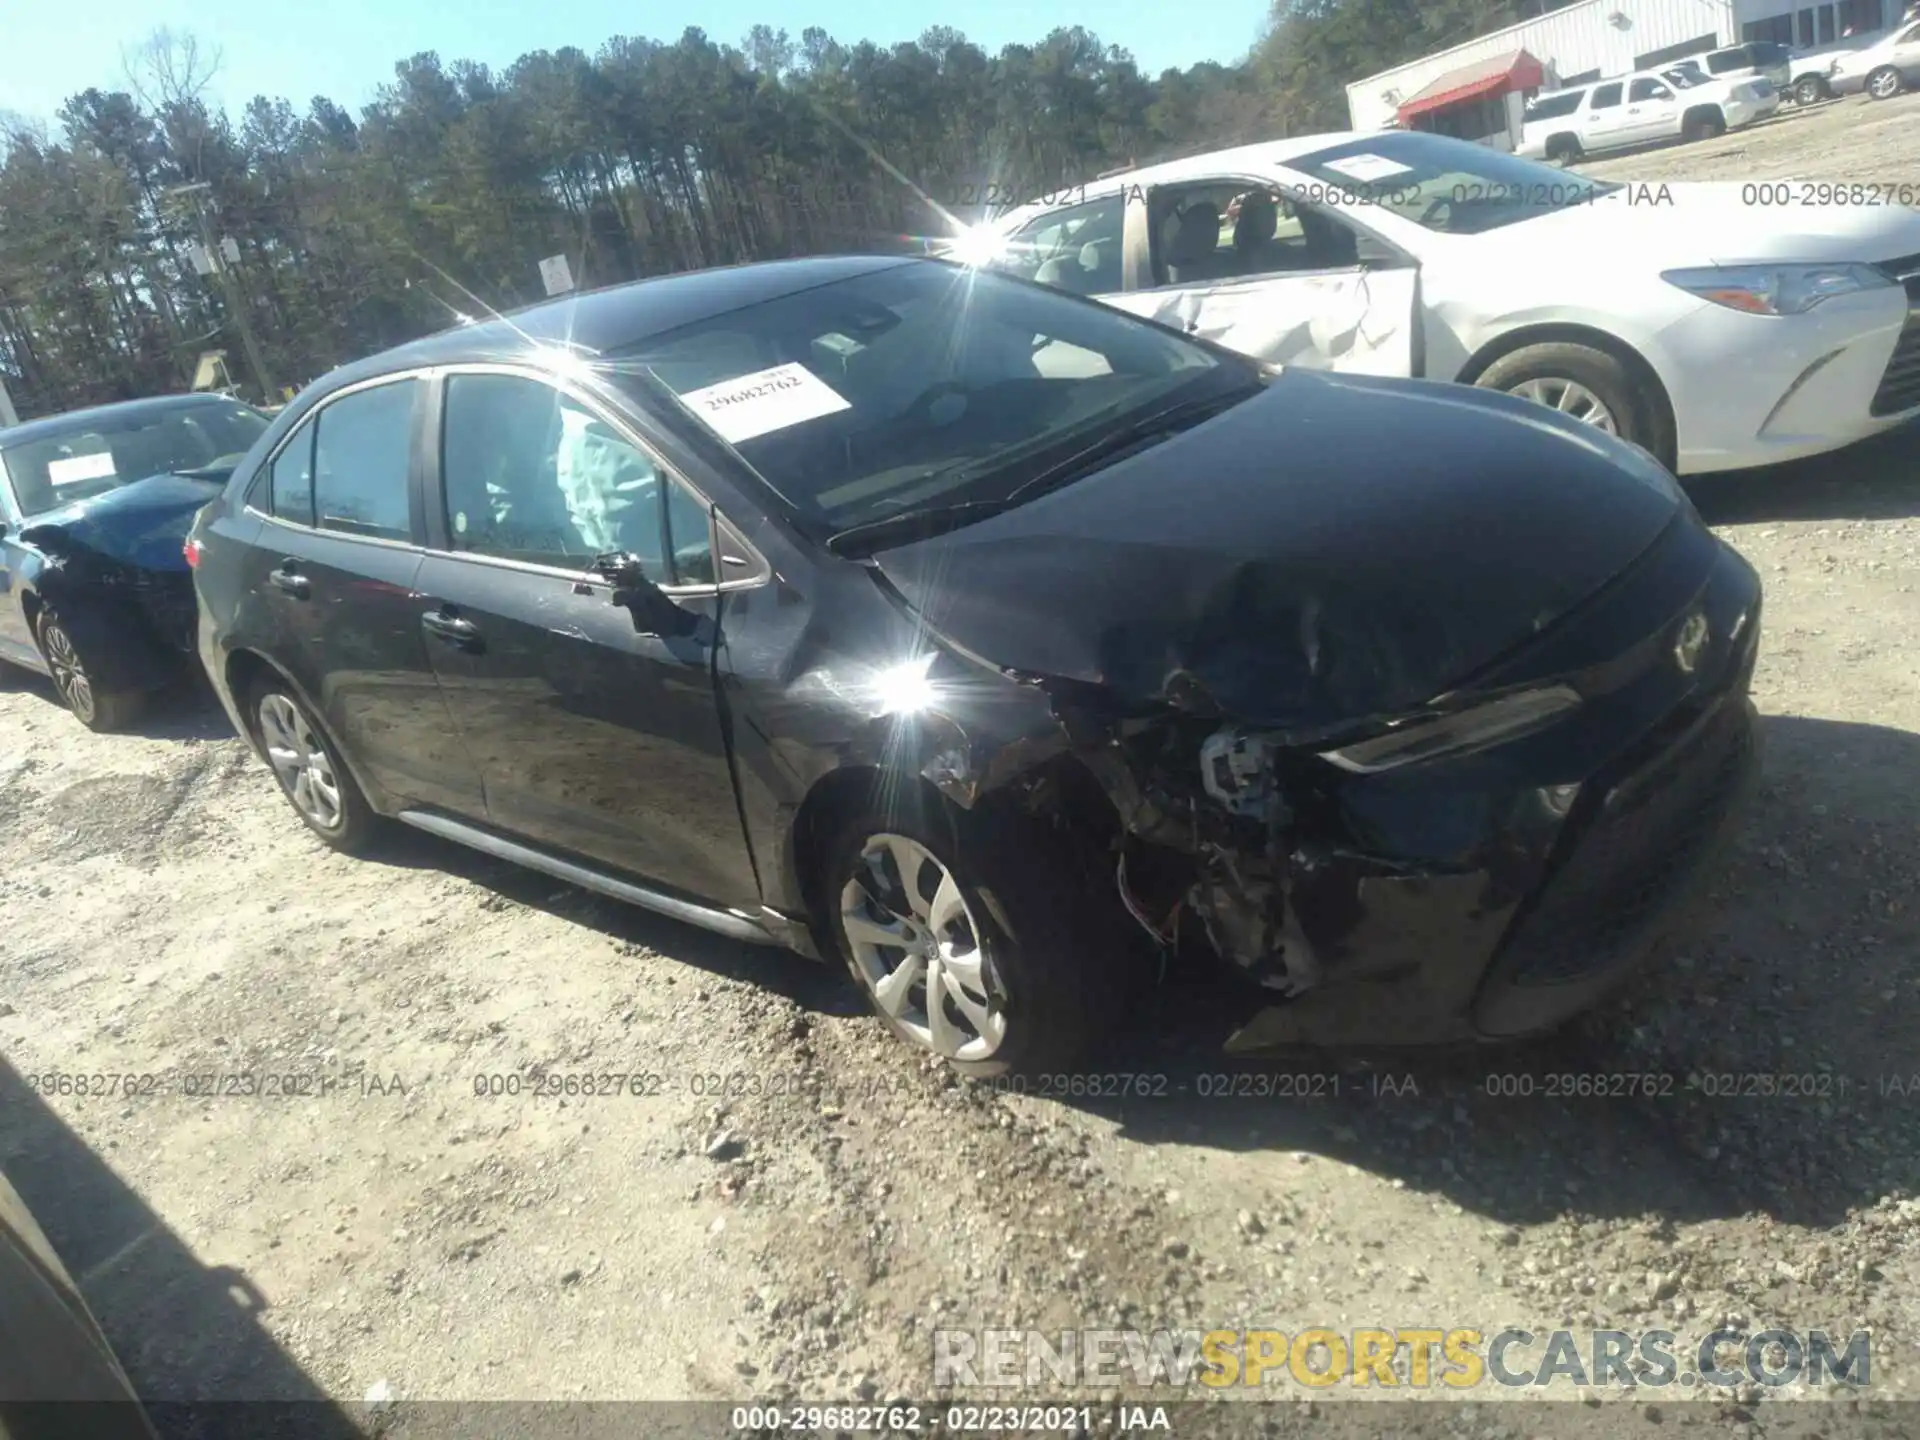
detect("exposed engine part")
[1188,844,1322,994]
[1199,727,1290,822]
[1115,851,1180,947]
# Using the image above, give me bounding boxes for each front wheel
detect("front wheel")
[35,608,145,733]
[251,682,378,852]
[1474,342,1668,467]
[1794,75,1829,105]
[1867,66,1904,100]
[1682,109,1727,141]
[824,799,1140,1077]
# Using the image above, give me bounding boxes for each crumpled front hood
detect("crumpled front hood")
[19,472,220,573]
[871,371,1683,730]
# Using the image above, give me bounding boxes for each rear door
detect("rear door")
[411,366,761,909]
[1103,176,1417,376]
[238,375,484,815]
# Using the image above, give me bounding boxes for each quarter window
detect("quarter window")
[439,372,713,585]
[310,380,417,541]
[267,421,317,527]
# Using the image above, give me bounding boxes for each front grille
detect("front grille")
[1498,695,1755,986]
[124,570,198,654]
[1870,318,1920,416]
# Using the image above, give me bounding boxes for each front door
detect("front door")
[414,368,759,910]
[1622,77,1681,145]
[239,376,485,815]
[1106,180,1418,376]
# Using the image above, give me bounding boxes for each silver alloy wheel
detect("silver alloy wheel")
[840,833,1007,1061]
[1506,376,1619,434]
[258,693,344,831]
[40,620,94,723]
[1870,67,1902,99]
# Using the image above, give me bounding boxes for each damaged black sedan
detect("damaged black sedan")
[0,394,270,729]
[190,256,1759,1073]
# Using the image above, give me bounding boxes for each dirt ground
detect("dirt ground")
[3,94,1920,1439]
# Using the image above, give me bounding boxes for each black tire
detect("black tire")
[1682,108,1727,141]
[821,792,1142,1078]
[1794,74,1829,106]
[34,607,145,733]
[1474,342,1670,469]
[247,678,379,853]
[1867,65,1903,100]
[1544,134,1583,165]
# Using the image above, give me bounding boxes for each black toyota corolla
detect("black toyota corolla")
[190,255,1760,1074]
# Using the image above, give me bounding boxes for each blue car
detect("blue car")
[0,394,269,730]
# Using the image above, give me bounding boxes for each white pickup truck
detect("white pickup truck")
[1518,67,1778,164]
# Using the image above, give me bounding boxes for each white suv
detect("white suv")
[1519,69,1777,163]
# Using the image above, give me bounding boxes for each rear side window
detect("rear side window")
[1589,82,1624,108]
[311,381,417,542]
[1524,90,1585,120]
[267,422,317,527]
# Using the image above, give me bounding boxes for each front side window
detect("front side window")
[310,380,416,541]
[439,372,713,584]
[1288,132,1618,235]
[0,401,268,518]
[1146,182,1351,284]
[619,261,1248,545]
[991,196,1125,295]
[1629,78,1674,100]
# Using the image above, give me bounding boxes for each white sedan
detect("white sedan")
[948,131,1920,475]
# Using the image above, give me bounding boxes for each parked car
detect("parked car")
[1784,28,1892,103]
[0,1164,158,1437]
[0,394,270,729]
[950,129,1920,475]
[191,255,1760,1072]
[1698,39,1794,91]
[1517,69,1775,163]
[1830,16,1920,96]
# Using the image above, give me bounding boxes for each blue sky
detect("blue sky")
[6,0,1271,126]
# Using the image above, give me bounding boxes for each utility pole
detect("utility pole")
[163,182,278,404]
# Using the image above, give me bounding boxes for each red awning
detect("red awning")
[1396,49,1546,123]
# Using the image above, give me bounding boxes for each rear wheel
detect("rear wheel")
[1475,342,1668,466]
[1544,134,1583,165]
[823,796,1141,1077]
[35,608,145,733]
[1682,108,1728,141]
[1794,74,1829,105]
[251,682,378,852]
[1867,65,1903,100]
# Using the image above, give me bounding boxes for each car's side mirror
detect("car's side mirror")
[591,551,697,638]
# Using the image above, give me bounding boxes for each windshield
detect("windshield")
[618,262,1253,540]
[1287,131,1619,235]
[0,401,268,516]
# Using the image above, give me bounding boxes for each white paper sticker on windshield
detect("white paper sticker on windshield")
[1320,153,1416,183]
[677,363,852,444]
[47,453,117,486]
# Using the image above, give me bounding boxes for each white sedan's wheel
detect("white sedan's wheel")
[1504,376,1620,435]
[840,832,1008,1061]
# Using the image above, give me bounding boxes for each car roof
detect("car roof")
[320,254,918,392]
[989,134,1373,228]
[0,392,241,451]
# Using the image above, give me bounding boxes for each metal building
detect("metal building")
[1345,0,1899,141]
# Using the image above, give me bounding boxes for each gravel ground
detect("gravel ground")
[4,99,1920,1440]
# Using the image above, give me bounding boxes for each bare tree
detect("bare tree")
[122,27,223,111]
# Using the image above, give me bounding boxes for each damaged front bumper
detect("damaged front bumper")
[1073,521,1764,1054]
